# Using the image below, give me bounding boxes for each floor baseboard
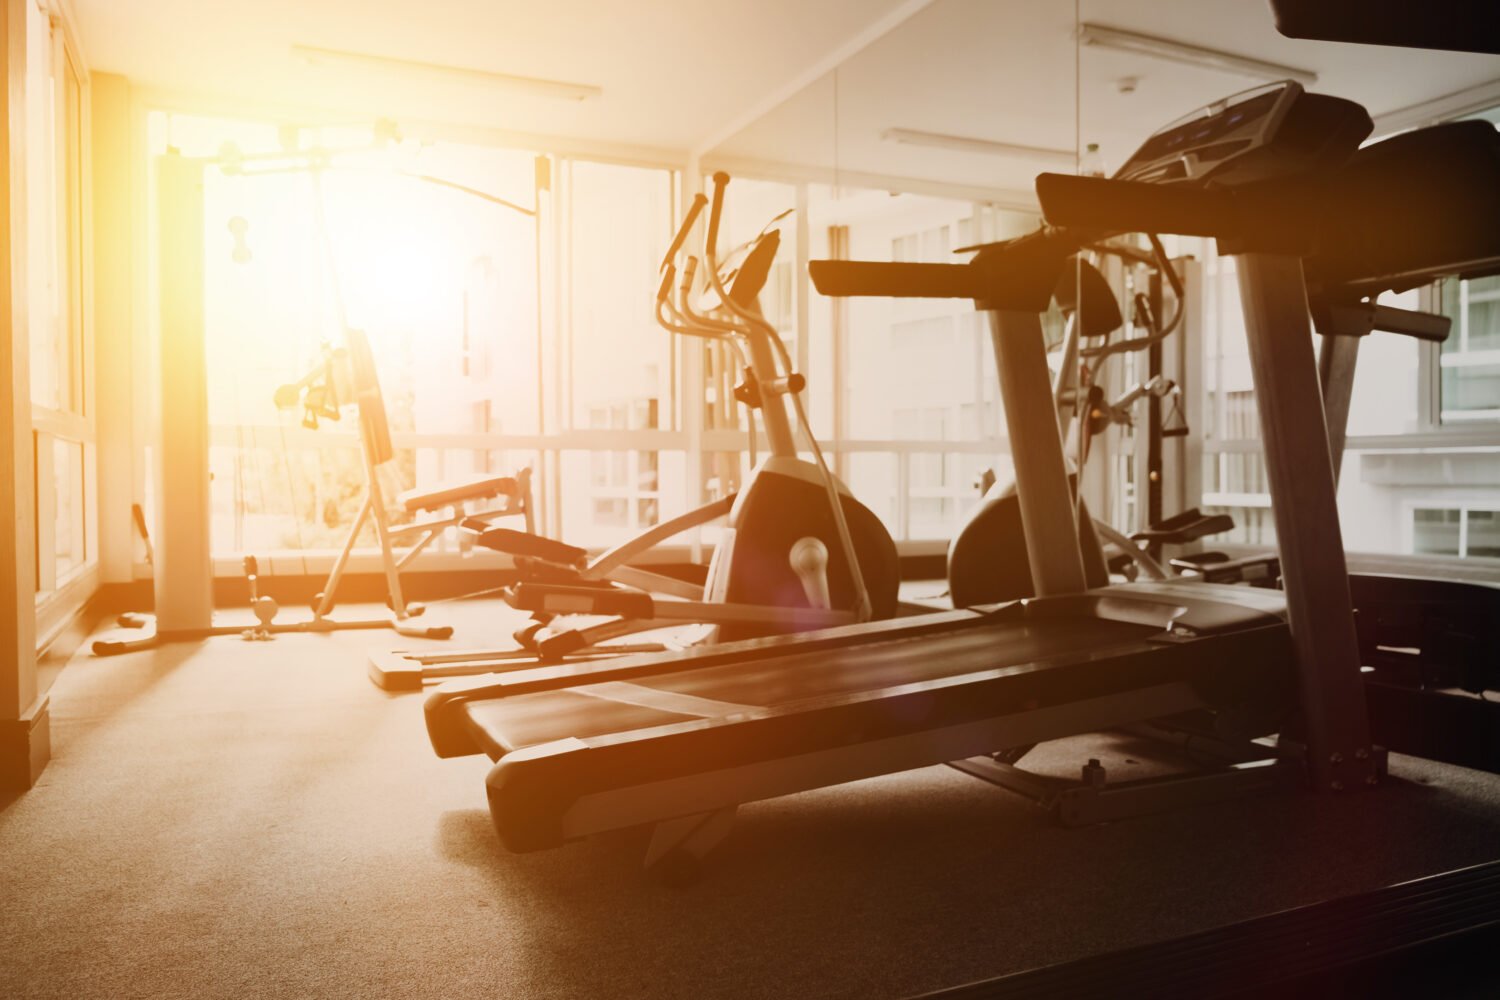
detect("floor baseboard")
[0,696,50,792]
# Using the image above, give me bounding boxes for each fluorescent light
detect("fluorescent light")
[292,45,602,102]
[1078,24,1318,86]
[882,128,1076,166]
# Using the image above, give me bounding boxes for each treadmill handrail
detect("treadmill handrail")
[808,260,979,300]
[1311,298,1452,343]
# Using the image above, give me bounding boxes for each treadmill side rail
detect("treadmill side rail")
[488,681,1212,854]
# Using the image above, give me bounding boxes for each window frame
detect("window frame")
[1404,501,1500,561]
[31,0,97,640]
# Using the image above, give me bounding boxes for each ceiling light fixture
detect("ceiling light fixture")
[291,45,602,102]
[882,128,1076,166]
[1078,24,1318,86]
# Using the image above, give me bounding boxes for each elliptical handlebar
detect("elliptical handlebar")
[662,193,709,275]
[655,266,676,306]
[705,171,730,264]
[673,256,746,343]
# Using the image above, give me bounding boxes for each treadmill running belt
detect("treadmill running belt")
[463,617,1157,758]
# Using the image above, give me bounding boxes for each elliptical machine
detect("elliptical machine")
[948,244,1272,607]
[369,173,900,689]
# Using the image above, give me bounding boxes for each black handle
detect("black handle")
[1370,303,1451,342]
[809,260,977,300]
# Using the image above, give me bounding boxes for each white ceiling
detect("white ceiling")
[73,0,1500,187]
[711,0,1500,196]
[70,0,911,152]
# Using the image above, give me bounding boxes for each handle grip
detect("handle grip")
[1370,303,1451,342]
[662,193,708,271]
[789,537,832,610]
[656,265,675,304]
[705,172,730,260]
[809,260,977,299]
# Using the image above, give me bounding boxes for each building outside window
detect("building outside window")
[1410,505,1500,558]
[1194,105,1500,565]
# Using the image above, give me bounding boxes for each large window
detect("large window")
[151,103,1500,574]
[557,160,683,547]
[807,185,1039,542]
[170,135,1058,569]
[153,111,699,567]
[1198,251,1276,546]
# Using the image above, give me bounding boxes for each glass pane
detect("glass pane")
[209,438,373,555]
[558,447,684,549]
[63,56,84,414]
[1411,507,1461,556]
[844,452,899,540]
[809,186,1032,448]
[1463,275,1500,352]
[1440,275,1500,422]
[26,3,62,411]
[908,451,997,541]
[567,160,675,432]
[1202,504,1276,548]
[317,148,544,437]
[1440,363,1500,417]
[1343,290,1423,437]
[1201,451,1269,498]
[53,438,86,580]
[1466,509,1500,558]
[187,110,545,559]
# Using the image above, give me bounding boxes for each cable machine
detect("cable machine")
[95,125,545,654]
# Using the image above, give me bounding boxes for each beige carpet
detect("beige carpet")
[4,600,1500,999]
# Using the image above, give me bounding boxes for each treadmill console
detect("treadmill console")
[1113,80,1372,189]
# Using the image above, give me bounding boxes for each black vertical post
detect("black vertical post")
[1237,253,1376,792]
[1146,267,1165,560]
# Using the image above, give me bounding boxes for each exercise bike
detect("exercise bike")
[368,173,900,690]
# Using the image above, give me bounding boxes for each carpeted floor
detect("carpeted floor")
[4,600,1500,999]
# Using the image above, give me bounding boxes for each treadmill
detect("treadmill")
[424,82,1500,878]
[1307,213,1500,773]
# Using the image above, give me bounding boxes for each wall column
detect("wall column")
[1,0,47,791]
